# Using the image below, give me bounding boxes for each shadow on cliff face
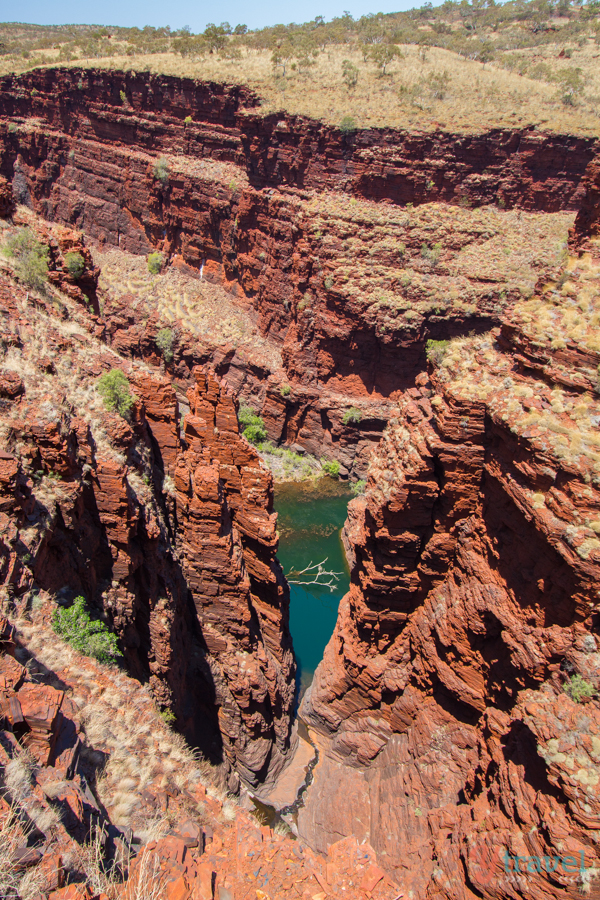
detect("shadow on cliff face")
[483,470,577,629]
[500,719,564,799]
[30,476,227,768]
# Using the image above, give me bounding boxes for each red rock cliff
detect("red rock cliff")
[0,69,589,477]
[300,251,600,895]
[0,238,295,789]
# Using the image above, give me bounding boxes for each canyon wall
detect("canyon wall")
[299,185,600,895]
[0,68,597,207]
[1,69,594,479]
[1,70,600,893]
[0,242,295,789]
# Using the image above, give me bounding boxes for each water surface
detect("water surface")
[275,479,352,697]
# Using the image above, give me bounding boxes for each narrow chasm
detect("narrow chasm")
[1,62,600,900]
[274,478,352,698]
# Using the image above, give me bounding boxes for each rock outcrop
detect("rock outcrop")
[1,611,401,900]
[300,247,600,895]
[571,155,600,255]
[0,218,294,789]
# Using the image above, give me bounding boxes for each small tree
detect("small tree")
[156,327,174,362]
[426,339,449,366]
[64,251,85,279]
[53,596,122,664]
[147,252,164,274]
[321,459,340,477]
[153,157,169,185]
[271,41,293,76]
[340,116,358,135]
[557,67,584,106]
[203,22,228,53]
[342,59,359,89]
[3,228,48,291]
[97,369,135,418]
[369,44,403,76]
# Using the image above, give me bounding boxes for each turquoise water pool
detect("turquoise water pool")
[274,479,352,696]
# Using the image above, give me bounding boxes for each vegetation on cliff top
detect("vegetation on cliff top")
[1,0,600,134]
[434,249,600,521]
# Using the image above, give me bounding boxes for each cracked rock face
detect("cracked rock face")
[0,248,295,789]
[300,333,600,895]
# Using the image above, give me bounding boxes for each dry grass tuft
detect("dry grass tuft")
[0,806,49,900]
[3,751,35,801]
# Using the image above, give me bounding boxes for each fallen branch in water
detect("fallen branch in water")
[286,558,342,592]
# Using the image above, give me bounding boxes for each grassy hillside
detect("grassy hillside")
[1,0,599,133]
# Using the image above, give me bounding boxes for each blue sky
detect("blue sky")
[5,0,437,32]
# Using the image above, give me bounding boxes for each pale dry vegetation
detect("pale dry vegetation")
[0,807,49,900]
[14,613,225,835]
[2,41,599,135]
[303,193,572,322]
[434,251,600,487]
[512,246,600,353]
[1,0,600,134]
[95,247,282,373]
[0,212,178,558]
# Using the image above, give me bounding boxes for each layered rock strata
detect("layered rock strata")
[0,221,294,788]
[1,69,586,475]
[1,610,401,900]
[0,68,596,207]
[300,246,600,895]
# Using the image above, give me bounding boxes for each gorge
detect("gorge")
[0,62,599,900]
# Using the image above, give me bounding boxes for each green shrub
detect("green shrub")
[64,251,85,280]
[52,596,122,664]
[324,275,334,291]
[238,404,267,445]
[351,479,366,496]
[159,708,176,725]
[156,327,174,362]
[564,673,596,703]
[342,407,362,425]
[298,293,312,312]
[147,252,164,274]
[153,157,169,185]
[3,229,48,291]
[97,369,135,418]
[184,115,193,125]
[426,339,450,366]
[119,89,127,103]
[280,384,291,397]
[340,115,357,135]
[342,59,359,89]
[321,459,341,478]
